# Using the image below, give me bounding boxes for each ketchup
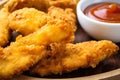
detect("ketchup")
[84,2,120,23]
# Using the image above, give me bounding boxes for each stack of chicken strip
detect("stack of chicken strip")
[0,0,119,80]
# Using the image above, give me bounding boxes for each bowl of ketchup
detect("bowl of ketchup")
[77,0,120,42]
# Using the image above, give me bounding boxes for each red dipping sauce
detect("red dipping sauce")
[84,2,120,23]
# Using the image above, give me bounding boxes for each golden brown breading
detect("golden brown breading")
[3,0,77,12]
[0,8,10,47]
[48,6,76,26]
[47,6,77,42]
[63,40,119,70]
[8,8,47,35]
[4,0,49,12]
[8,6,76,39]
[49,0,77,11]
[0,17,75,79]
[30,40,119,76]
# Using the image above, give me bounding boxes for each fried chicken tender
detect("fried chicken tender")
[47,6,76,42]
[0,17,75,79]
[0,8,10,47]
[30,40,119,76]
[8,6,76,37]
[8,8,47,35]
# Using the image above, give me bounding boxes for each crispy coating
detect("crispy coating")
[49,0,77,11]
[4,0,49,12]
[0,17,75,79]
[47,6,77,42]
[8,6,76,38]
[0,8,10,47]
[48,6,76,26]
[3,0,77,12]
[30,40,119,76]
[8,8,47,35]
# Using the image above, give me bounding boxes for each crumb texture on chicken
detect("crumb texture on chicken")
[30,40,119,76]
[0,8,10,47]
[8,8,47,35]
[0,0,118,79]
[0,14,75,79]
